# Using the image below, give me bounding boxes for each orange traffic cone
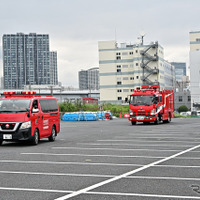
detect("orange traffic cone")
[119,112,122,118]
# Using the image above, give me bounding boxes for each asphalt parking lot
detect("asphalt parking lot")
[1,118,200,200]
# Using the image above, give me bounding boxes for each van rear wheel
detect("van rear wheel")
[0,140,3,145]
[49,126,56,142]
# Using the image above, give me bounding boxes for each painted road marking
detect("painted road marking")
[1,170,200,181]
[0,160,142,167]
[52,146,181,152]
[54,144,200,200]
[21,152,200,160]
[77,143,192,148]
[21,152,165,159]
[0,187,72,193]
[1,187,200,199]
[127,176,200,181]
[4,159,200,168]
[0,171,113,178]
[115,136,200,140]
[97,139,200,143]
[87,191,200,199]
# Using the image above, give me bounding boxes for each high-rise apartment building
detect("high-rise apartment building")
[189,31,200,110]
[3,33,58,89]
[50,51,58,85]
[79,67,99,90]
[98,40,175,103]
[171,62,186,82]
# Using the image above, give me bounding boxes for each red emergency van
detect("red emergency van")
[0,91,60,145]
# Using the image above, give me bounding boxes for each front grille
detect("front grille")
[0,123,16,130]
[138,110,145,116]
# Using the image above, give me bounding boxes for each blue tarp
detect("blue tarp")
[62,112,106,121]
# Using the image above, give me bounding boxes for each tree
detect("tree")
[178,105,188,113]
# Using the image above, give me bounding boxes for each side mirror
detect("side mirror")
[32,108,39,113]
[26,108,30,118]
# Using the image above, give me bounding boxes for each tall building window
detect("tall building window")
[117,81,122,85]
[3,33,57,89]
[179,96,183,102]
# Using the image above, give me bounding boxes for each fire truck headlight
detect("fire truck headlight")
[151,109,156,115]
[20,121,31,129]
[129,109,133,115]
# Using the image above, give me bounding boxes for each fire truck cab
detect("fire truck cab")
[128,85,174,125]
[0,91,60,145]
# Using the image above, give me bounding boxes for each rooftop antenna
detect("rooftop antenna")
[140,31,146,45]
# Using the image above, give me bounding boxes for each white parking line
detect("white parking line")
[0,170,113,178]
[1,170,199,181]
[157,164,200,168]
[86,191,200,199]
[0,187,72,193]
[21,152,165,159]
[77,142,192,148]
[116,136,200,140]
[97,139,200,143]
[1,187,200,199]
[3,160,200,169]
[0,160,142,167]
[176,157,200,160]
[54,144,200,200]
[127,175,200,181]
[52,147,180,152]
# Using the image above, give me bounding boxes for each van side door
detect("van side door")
[31,100,43,136]
[39,99,50,137]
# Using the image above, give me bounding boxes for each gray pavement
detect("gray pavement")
[0,118,200,199]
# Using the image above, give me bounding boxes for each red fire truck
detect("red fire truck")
[128,85,174,125]
[0,91,60,145]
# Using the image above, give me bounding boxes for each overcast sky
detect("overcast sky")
[0,0,199,87]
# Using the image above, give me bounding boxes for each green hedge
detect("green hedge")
[58,102,129,116]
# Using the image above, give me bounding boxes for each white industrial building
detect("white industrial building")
[98,40,175,103]
[189,31,200,111]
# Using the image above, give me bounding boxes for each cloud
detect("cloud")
[0,0,200,87]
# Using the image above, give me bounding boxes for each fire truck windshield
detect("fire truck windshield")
[130,95,154,106]
[0,99,31,113]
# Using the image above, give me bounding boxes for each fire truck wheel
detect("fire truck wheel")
[131,121,136,125]
[154,118,159,125]
[0,140,3,145]
[49,126,56,142]
[167,113,171,123]
[32,129,39,145]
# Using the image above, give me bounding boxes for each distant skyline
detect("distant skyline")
[0,0,199,87]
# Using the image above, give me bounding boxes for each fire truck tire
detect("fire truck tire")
[49,126,56,142]
[131,121,136,125]
[32,129,39,145]
[0,140,3,145]
[167,113,171,123]
[154,118,159,125]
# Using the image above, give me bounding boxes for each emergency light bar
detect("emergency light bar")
[21,91,36,95]
[3,91,36,95]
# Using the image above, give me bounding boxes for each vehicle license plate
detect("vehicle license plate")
[136,116,145,120]
[3,134,12,139]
